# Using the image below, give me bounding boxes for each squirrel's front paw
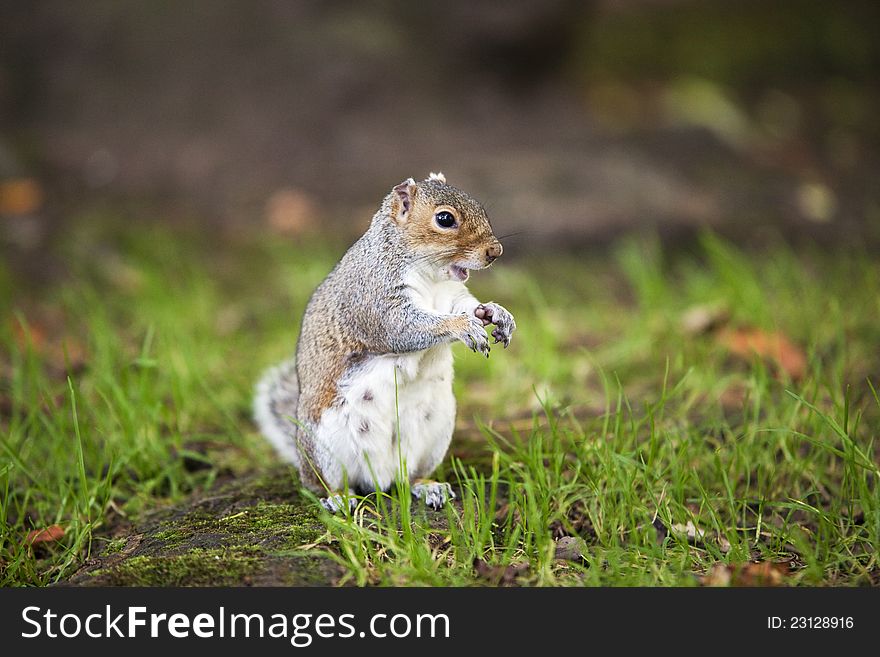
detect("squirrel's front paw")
[458,314,490,358]
[474,302,516,348]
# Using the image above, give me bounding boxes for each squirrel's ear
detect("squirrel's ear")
[391,178,416,224]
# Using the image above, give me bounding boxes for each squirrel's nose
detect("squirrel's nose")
[485,242,503,263]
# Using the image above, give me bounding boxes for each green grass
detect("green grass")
[1,213,878,586]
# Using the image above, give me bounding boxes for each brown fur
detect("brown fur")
[396,179,501,268]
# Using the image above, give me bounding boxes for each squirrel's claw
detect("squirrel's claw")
[460,314,490,357]
[492,329,510,348]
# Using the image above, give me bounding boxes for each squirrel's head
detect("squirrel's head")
[385,172,502,282]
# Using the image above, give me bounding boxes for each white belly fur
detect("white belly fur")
[313,346,455,492]
[310,276,469,493]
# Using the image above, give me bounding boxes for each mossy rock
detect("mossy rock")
[64,469,343,586]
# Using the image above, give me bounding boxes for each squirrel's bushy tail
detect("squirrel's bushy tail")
[253,358,303,467]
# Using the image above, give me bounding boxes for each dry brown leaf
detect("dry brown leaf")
[25,525,65,546]
[717,327,807,379]
[701,561,790,587]
[0,177,43,215]
[702,563,732,586]
[12,319,47,351]
[265,188,319,236]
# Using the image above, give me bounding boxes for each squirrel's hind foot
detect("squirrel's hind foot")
[411,481,455,510]
[320,491,358,514]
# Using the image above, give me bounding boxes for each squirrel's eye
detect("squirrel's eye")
[435,211,457,229]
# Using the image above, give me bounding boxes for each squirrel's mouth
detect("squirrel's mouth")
[449,264,470,282]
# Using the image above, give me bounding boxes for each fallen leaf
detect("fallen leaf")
[702,563,732,586]
[25,525,65,546]
[717,327,807,379]
[0,177,43,215]
[12,319,47,351]
[701,561,791,587]
[265,188,319,236]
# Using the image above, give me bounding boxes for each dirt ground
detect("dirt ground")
[64,469,346,586]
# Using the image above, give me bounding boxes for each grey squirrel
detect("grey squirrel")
[253,173,515,512]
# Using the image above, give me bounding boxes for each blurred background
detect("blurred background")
[2,0,880,253]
